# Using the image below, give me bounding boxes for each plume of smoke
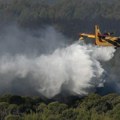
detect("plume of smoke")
[0,25,66,56]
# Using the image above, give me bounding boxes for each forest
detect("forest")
[0,93,120,120]
[0,0,120,38]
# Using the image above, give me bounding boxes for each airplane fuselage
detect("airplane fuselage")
[79,25,120,47]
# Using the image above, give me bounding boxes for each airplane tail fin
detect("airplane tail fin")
[95,25,101,45]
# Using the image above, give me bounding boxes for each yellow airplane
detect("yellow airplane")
[79,25,120,47]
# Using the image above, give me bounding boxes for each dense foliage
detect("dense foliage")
[0,93,119,120]
[0,0,120,38]
[1,0,120,22]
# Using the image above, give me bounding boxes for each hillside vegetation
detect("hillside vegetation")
[0,93,120,120]
[0,0,120,38]
[1,0,120,22]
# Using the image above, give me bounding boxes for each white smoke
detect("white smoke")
[0,41,115,98]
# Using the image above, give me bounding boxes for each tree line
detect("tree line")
[0,93,120,120]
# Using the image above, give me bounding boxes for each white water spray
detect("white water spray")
[0,42,115,98]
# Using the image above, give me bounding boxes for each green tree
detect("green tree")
[46,114,62,120]
[111,103,120,120]
[7,104,19,114]
[61,108,78,120]
[37,103,47,113]
[5,114,23,120]
[76,109,91,120]
[23,113,41,120]
[0,102,9,120]
[48,102,68,114]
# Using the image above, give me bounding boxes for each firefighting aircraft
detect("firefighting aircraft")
[79,25,120,47]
